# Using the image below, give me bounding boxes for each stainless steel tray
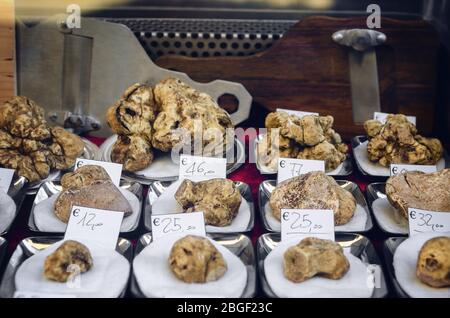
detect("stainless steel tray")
[382,237,409,298]
[1,175,28,236]
[26,138,100,194]
[130,233,256,298]
[258,179,373,233]
[254,133,353,176]
[0,237,7,277]
[257,233,388,298]
[28,180,143,235]
[99,135,246,184]
[144,180,254,233]
[0,236,133,298]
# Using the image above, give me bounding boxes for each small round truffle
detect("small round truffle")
[416,236,450,288]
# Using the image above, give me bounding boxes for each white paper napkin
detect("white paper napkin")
[133,233,247,298]
[0,191,16,234]
[15,239,130,298]
[151,180,252,233]
[264,240,375,298]
[393,232,450,298]
[371,198,408,234]
[33,188,141,232]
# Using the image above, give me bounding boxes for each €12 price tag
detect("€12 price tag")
[277,158,325,184]
[74,158,122,186]
[390,164,437,176]
[151,212,206,241]
[281,209,335,242]
[373,112,416,125]
[277,108,319,118]
[179,154,226,181]
[0,168,14,193]
[64,206,124,250]
[408,208,450,236]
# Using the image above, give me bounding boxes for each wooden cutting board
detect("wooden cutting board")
[0,0,15,104]
[156,16,439,140]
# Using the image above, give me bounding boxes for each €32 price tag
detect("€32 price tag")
[374,112,416,125]
[179,154,226,181]
[64,206,124,250]
[408,208,450,236]
[0,168,14,193]
[151,212,206,241]
[281,209,335,242]
[390,164,437,176]
[74,158,122,186]
[277,108,319,118]
[277,158,325,184]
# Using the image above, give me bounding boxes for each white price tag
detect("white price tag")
[408,208,450,236]
[390,164,437,176]
[151,212,206,241]
[74,158,122,186]
[0,168,14,193]
[277,108,319,118]
[277,158,325,184]
[14,291,76,298]
[179,154,226,181]
[373,112,416,125]
[281,209,335,242]
[64,206,124,250]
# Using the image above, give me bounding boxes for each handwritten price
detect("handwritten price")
[409,210,445,232]
[181,159,215,177]
[72,208,103,231]
[283,212,323,232]
[153,216,198,234]
[279,160,303,177]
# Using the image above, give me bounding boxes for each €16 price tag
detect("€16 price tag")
[390,164,437,176]
[64,206,124,250]
[277,108,319,118]
[179,154,226,181]
[151,212,206,241]
[281,209,335,242]
[277,158,325,184]
[408,208,450,236]
[74,158,122,186]
[0,168,14,193]
[374,112,416,125]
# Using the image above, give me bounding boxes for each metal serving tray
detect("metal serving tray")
[258,179,373,233]
[0,237,7,278]
[1,175,28,236]
[257,233,388,298]
[382,237,409,298]
[28,180,143,235]
[254,133,353,176]
[144,180,255,233]
[0,236,133,298]
[130,233,256,298]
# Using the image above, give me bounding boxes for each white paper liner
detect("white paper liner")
[393,232,450,298]
[264,240,374,298]
[264,202,368,232]
[354,141,446,177]
[0,191,16,233]
[371,198,408,234]
[133,233,247,298]
[15,239,130,298]
[33,188,141,232]
[152,180,252,233]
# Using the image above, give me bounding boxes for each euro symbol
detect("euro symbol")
[409,210,416,219]
[181,158,187,165]
[153,218,160,226]
[280,160,286,168]
[282,212,289,221]
[72,208,80,217]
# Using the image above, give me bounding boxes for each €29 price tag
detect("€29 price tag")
[277,158,325,184]
[281,209,335,242]
[373,112,416,125]
[0,168,14,193]
[277,108,319,118]
[151,212,206,241]
[390,164,437,176]
[14,291,76,298]
[64,206,124,251]
[179,154,226,181]
[408,208,450,236]
[74,158,122,186]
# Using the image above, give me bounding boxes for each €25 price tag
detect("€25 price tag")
[277,108,319,118]
[64,206,124,250]
[277,158,325,184]
[408,208,450,236]
[390,164,437,176]
[74,158,122,186]
[151,212,206,241]
[373,112,416,125]
[179,154,226,181]
[0,168,14,193]
[281,209,335,242]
